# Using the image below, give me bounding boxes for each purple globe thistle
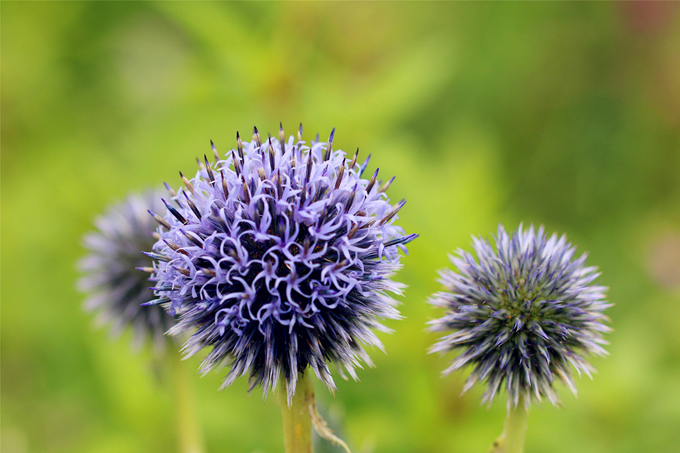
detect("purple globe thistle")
[147,124,416,400]
[429,224,611,408]
[79,190,176,351]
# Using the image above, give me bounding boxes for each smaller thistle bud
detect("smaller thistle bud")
[78,190,175,351]
[429,224,611,408]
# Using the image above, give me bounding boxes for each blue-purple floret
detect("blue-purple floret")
[147,125,416,401]
[78,190,175,351]
[429,225,611,408]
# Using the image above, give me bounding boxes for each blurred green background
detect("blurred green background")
[3,2,680,453]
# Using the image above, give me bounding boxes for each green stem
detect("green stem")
[169,348,205,453]
[279,372,315,453]
[488,402,529,453]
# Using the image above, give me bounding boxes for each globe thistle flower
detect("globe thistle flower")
[79,190,176,351]
[147,124,416,401]
[429,224,611,408]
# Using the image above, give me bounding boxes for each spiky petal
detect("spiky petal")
[429,224,611,408]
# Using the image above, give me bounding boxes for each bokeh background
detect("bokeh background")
[3,2,680,453]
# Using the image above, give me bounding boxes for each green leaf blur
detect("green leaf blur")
[3,2,680,453]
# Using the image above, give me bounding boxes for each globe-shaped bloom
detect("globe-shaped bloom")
[429,224,611,408]
[147,125,416,400]
[79,190,175,351]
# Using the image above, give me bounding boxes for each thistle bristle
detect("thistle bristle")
[203,155,214,181]
[378,176,395,193]
[179,172,195,195]
[163,182,176,197]
[210,140,220,162]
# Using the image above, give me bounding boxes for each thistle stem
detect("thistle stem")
[279,372,315,453]
[488,402,528,453]
[169,348,205,453]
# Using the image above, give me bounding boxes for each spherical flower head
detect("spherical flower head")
[78,190,176,351]
[429,224,611,408]
[148,125,416,400]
